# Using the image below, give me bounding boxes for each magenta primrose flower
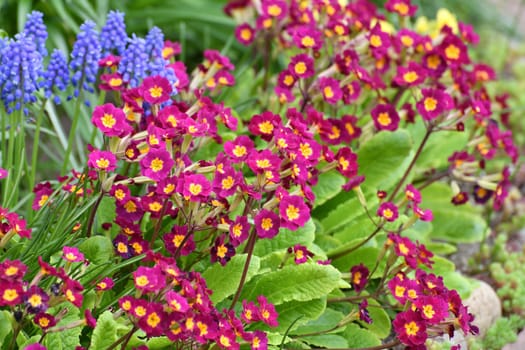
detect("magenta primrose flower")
[62,246,85,262]
[87,149,117,172]
[350,263,369,293]
[133,266,166,293]
[91,103,132,137]
[229,215,250,247]
[288,53,314,79]
[224,135,254,162]
[416,88,454,120]
[140,148,174,181]
[393,310,427,346]
[318,77,342,105]
[371,103,400,131]
[180,173,212,202]
[235,23,255,46]
[254,209,280,239]
[279,195,310,230]
[140,75,172,104]
[377,202,399,222]
[257,295,279,327]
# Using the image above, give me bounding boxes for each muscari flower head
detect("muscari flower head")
[23,11,48,57]
[118,34,148,87]
[100,10,128,55]
[145,26,178,93]
[40,49,69,104]
[70,20,101,101]
[0,34,42,114]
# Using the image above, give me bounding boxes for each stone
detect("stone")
[464,280,502,338]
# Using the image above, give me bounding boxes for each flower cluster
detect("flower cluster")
[227,0,518,211]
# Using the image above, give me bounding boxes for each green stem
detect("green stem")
[62,81,85,174]
[86,191,105,237]
[327,226,382,260]
[387,124,433,203]
[229,228,257,310]
[30,99,48,190]
[105,325,138,350]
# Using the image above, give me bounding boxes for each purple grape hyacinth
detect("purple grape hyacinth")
[69,21,101,102]
[100,10,128,55]
[40,49,69,104]
[0,34,42,114]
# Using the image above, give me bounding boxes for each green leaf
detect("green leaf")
[441,272,478,299]
[318,186,378,236]
[426,241,457,255]
[253,298,326,333]
[331,246,385,278]
[90,310,126,350]
[301,334,348,348]
[357,129,413,190]
[43,307,82,350]
[312,172,346,207]
[422,182,487,243]
[357,298,391,338]
[292,308,345,335]
[203,254,260,304]
[241,263,341,305]
[253,219,315,257]
[147,336,173,349]
[411,121,469,171]
[343,323,381,348]
[0,311,13,347]
[96,196,116,231]
[78,236,114,265]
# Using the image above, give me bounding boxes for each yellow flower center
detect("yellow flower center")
[403,71,418,83]
[96,158,110,169]
[301,36,315,47]
[286,205,300,220]
[149,86,163,98]
[294,62,307,75]
[370,34,382,47]
[323,86,334,99]
[424,97,437,111]
[377,112,391,126]
[147,312,161,327]
[405,321,419,336]
[135,275,149,287]
[445,44,460,60]
[189,183,202,196]
[267,4,282,17]
[423,304,435,319]
[3,289,18,302]
[222,176,235,190]
[261,217,273,230]
[259,121,274,134]
[28,294,42,307]
[101,113,116,128]
[150,158,164,172]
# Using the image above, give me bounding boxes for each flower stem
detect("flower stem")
[387,124,433,203]
[229,228,257,309]
[62,84,84,174]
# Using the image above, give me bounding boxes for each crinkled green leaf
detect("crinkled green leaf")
[357,129,413,190]
[253,219,315,257]
[301,334,348,348]
[90,310,127,350]
[343,323,381,348]
[252,298,326,333]
[43,306,81,350]
[242,263,341,305]
[422,182,486,243]
[203,254,260,304]
[357,298,391,338]
[312,171,346,207]
[78,236,114,265]
[0,311,13,347]
[292,308,345,335]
